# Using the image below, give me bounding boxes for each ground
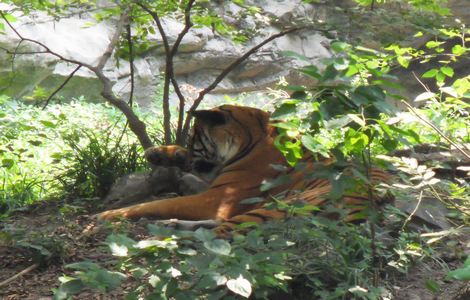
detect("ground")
[0,198,469,300]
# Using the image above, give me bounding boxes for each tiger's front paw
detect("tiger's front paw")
[95,208,132,221]
[144,145,188,169]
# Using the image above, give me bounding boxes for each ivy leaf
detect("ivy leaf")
[194,228,215,243]
[203,239,231,256]
[226,275,252,298]
[55,277,85,299]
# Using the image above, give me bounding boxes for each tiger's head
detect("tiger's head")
[189,105,271,169]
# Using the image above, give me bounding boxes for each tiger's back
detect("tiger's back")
[98,105,393,236]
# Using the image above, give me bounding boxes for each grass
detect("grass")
[0,95,165,216]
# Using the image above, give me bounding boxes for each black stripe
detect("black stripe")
[245,212,271,221]
[225,220,243,225]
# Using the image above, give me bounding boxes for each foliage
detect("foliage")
[447,256,470,281]
[0,98,162,216]
[55,210,433,300]
[57,129,145,199]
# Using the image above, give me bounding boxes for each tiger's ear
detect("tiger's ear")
[192,110,226,126]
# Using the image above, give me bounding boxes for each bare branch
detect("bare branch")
[91,8,153,149]
[126,23,135,106]
[171,0,195,57]
[42,64,82,109]
[96,68,153,148]
[0,11,92,68]
[181,27,303,140]
[95,9,129,71]
[0,46,49,55]
[172,0,196,145]
[138,2,173,144]
[0,263,39,288]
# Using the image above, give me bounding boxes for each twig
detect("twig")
[0,11,92,69]
[401,190,424,231]
[173,0,196,145]
[0,263,39,288]
[0,46,49,55]
[428,185,470,218]
[401,100,470,160]
[126,23,135,106]
[42,64,82,109]
[181,27,303,140]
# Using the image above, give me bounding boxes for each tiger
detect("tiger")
[97,104,393,236]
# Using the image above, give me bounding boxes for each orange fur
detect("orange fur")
[97,105,393,235]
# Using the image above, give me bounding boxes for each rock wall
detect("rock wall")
[0,0,468,107]
[0,1,333,107]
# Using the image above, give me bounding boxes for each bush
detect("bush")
[0,98,163,216]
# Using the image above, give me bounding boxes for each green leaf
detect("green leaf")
[424,278,440,293]
[347,114,365,126]
[440,66,454,77]
[425,41,444,49]
[464,256,470,268]
[447,266,470,281]
[4,13,17,23]
[436,72,446,82]
[301,134,317,153]
[397,56,410,68]
[333,58,349,70]
[422,69,438,78]
[194,228,215,242]
[299,65,321,79]
[330,41,350,52]
[272,103,297,119]
[203,239,231,256]
[260,174,291,192]
[109,243,128,257]
[55,278,85,299]
[226,275,252,298]
[414,92,436,102]
[452,44,466,56]
[39,120,57,128]
[2,158,15,169]
[66,261,100,271]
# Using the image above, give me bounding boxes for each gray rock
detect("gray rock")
[396,197,452,230]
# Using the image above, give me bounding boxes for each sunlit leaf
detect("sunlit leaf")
[226,275,252,298]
